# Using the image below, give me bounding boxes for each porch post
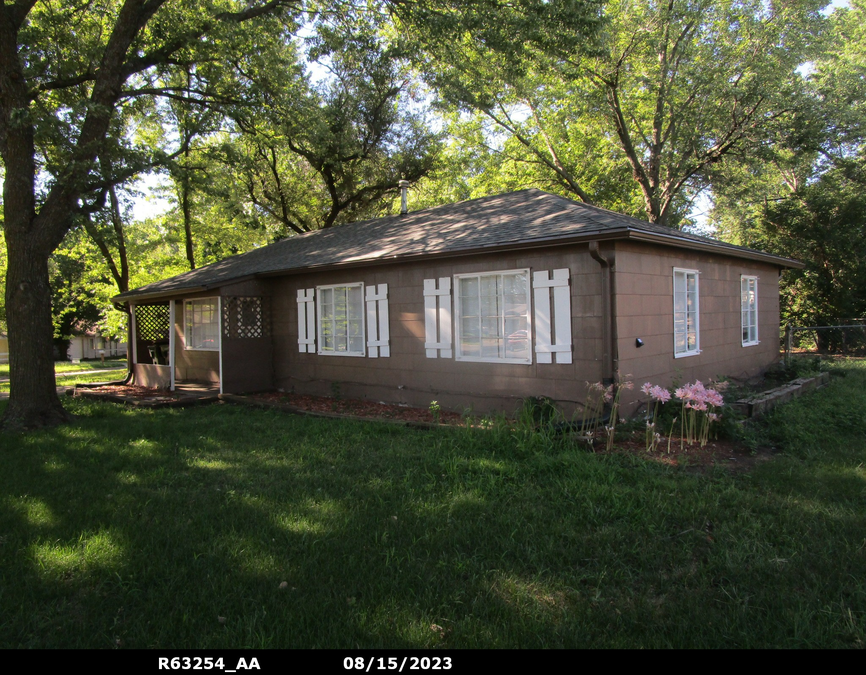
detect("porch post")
[169,300,176,391]
[130,303,138,365]
[218,296,224,395]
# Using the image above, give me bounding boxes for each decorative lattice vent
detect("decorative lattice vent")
[134,304,170,341]
[223,296,270,339]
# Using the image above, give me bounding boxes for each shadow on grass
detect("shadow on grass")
[0,393,864,649]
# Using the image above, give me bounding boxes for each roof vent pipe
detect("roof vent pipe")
[399,178,410,215]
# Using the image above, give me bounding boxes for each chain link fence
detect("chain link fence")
[783,320,866,362]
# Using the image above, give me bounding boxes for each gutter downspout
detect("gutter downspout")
[588,241,618,384]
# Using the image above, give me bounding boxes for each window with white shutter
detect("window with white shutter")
[454,270,531,364]
[533,269,572,364]
[317,283,365,356]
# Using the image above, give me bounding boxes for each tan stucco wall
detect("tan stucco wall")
[613,241,781,406]
[134,363,171,389]
[271,244,604,415]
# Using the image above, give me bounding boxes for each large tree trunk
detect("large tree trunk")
[2,232,71,430]
[0,11,70,429]
[181,170,196,270]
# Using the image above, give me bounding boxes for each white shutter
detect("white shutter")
[296,288,316,353]
[366,284,390,358]
[533,269,572,364]
[423,277,452,358]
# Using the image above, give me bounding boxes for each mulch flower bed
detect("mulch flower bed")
[593,432,773,473]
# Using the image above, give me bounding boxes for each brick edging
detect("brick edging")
[730,371,831,418]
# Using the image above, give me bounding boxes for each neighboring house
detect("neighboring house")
[113,189,801,414]
[0,333,7,364]
[67,332,127,361]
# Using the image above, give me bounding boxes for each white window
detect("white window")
[317,284,365,356]
[455,270,531,364]
[673,269,700,357]
[741,275,759,346]
[184,298,219,351]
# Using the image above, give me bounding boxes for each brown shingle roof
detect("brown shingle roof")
[115,189,801,302]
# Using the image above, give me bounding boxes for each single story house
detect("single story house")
[0,333,7,364]
[67,331,127,361]
[113,189,801,414]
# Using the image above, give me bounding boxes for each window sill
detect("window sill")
[455,356,533,365]
[674,350,701,359]
[317,351,366,358]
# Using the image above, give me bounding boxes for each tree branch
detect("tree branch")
[483,103,594,203]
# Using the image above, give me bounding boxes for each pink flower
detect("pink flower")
[651,386,671,403]
[705,390,724,407]
[641,382,653,395]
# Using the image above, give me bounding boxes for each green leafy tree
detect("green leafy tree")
[719,158,866,331]
[1,0,604,429]
[0,0,302,429]
[162,67,225,270]
[711,0,866,330]
[48,226,106,358]
[421,0,827,227]
[219,21,440,235]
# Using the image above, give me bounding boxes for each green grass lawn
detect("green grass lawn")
[53,359,128,374]
[0,361,864,648]
[0,359,127,378]
[0,360,128,393]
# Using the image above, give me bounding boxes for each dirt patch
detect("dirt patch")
[247,391,465,425]
[74,384,217,408]
[80,384,182,400]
